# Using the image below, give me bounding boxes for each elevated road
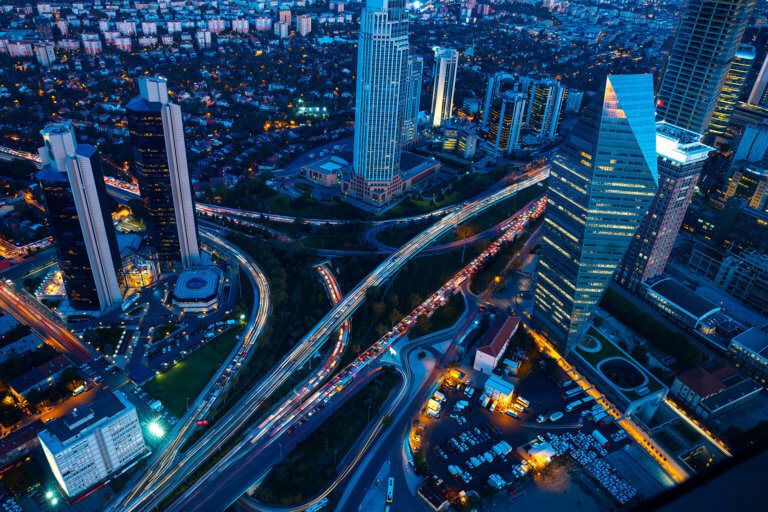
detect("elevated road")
[112,171,548,512]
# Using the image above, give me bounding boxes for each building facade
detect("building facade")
[526,78,567,139]
[126,76,200,269]
[37,122,123,311]
[38,391,147,498]
[486,91,526,154]
[430,47,458,128]
[402,55,423,146]
[482,71,516,127]
[657,0,756,134]
[534,74,659,352]
[615,123,712,292]
[748,53,768,107]
[709,44,756,135]
[350,0,410,204]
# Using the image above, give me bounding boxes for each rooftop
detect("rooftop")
[647,278,720,320]
[173,267,222,302]
[731,325,768,358]
[655,122,713,164]
[40,391,131,445]
[676,367,726,398]
[9,354,71,394]
[477,315,520,358]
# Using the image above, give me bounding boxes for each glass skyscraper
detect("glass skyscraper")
[37,122,123,311]
[709,44,756,135]
[126,76,200,269]
[657,0,756,135]
[350,0,410,204]
[534,74,659,353]
[430,47,459,128]
[402,55,423,146]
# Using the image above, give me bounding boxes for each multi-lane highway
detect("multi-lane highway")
[166,198,546,512]
[108,230,271,511]
[111,172,548,511]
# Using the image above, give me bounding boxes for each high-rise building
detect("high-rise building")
[526,78,567,139]
[722,165,768,211]
[486,91,526,153]
[402,55,423,146]
[37,122,123,311]
[482,71,516,127]
[534,74,659,352]
[709,44,756,135]
[430,47,459,128]
[657,0,757,134]
[38,391,147,498]
[615,123,713,292]
[733,124,768,163]
[279,9,292,25]
[298,15,312,36]
[34,43,55,66]
[126,76,200,269]
[350,0,410,204]
[748,53,768,107]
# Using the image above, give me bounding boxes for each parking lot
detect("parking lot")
[415,355,667,509]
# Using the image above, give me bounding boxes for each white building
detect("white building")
[38,392,147,498]
[430,47,459,128]
[473,315,519,374]
[298,15,312,36]
[35,43,55,66]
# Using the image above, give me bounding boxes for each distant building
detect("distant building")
[733,124,768,163]
[473,315,520,374]
[38,391,147,498]
[721,165,768,211]
[482,71,516,127]
[302,156,347,187]
[37,122,123,311]
[728,326,768,385]
[657,0,757,134]
[430,47,458,128]
[642,278,721,331]
[534,74,658,353]
[486,91,526,153]
[298,15,312,36]
[748,53,768,107]
[615,123,713,292]
[525,78,566,139]
[126,76,200,269]
[402,55,424,146]
[709,44,755,135]
[0,420,44,467]
[34,43,55,66]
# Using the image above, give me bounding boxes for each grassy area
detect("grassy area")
[83,326,124,354]
[144,329,241,417]
[600,287,704,370]
[254,368,402,505]
[151,322,178,342]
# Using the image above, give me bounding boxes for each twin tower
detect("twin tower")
[38,76,200,312]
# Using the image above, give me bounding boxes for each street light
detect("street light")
[147,419,165,439]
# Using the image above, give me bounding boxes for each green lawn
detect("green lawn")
[144,330,240,417]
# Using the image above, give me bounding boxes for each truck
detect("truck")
[564,386,583,398]
[549,411,564,422]
[592,429,610,448]
[433,391,446,402]
[581,395,595,404]
[565,399,583,412]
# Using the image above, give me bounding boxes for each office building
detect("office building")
[430,47,459,128]
[729,326,768,385]
[657,0,757,134]
[748,53,768,107]
[38,391,147,498]
[349,0,410,204]
[298,15,312,36]
[402,55,423,146]
[486,91,526,153]
[526,78,567,139]
[534,74,658,352]
[615,123,713,292]
[722,164,768,211]
[37,122,123,311]
[733,124,768,163]
[709,44,756,135]
[126,76,200,269]
[482,71,516,127]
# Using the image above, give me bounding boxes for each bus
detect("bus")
[386,477,395,503]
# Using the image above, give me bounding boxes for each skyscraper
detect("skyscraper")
[526,78,567,139]
[748,53,768,107]
[709,44,756,135]
[37,121,123,311]
[402,55,424,146]
[657,0,756,134]
[486,91,527,154]
[534,74,659,352]
[350,0,410,204]
[482,71,516,127]
[430,47,459,128]
[126,76,200,269]
[615,123,713,292]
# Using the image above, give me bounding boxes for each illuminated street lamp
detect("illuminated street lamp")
[147,419,165,439]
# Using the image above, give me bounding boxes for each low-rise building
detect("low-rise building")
[473,315,519,374]
[671,365,762,419]
[643,278,721,332]
[172,267,222,314]
[38,391,147,498]
[0,333,43,363]
[302,156,347,188]
[9,354,71,400]
[728,325,768,385]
